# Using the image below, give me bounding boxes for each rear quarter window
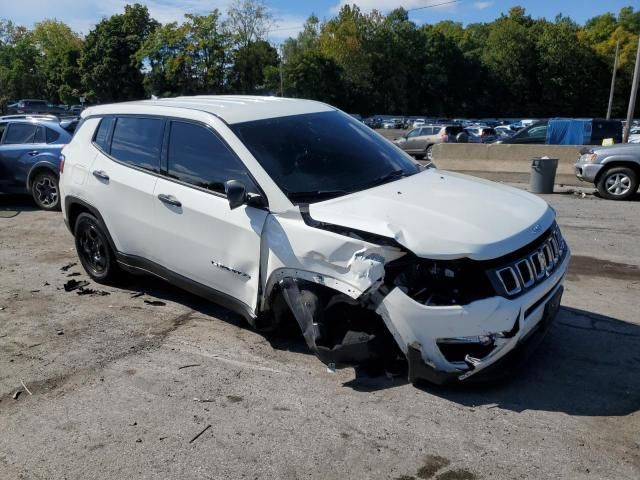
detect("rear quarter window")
[110,117,164,173]
[93,117,115,152]
[45,127,60,144]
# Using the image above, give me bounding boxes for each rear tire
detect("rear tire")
[31,171,60,211]
[74,213,120,283]
[596,166,638,201]
[425,145,434,161]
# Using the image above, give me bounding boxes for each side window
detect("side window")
[110,117,164,173]
[45,127,60,144]
[167,121,258,195]
[4,123,38,144]
[93,117,114,152]
[34,126,46,144]
[406,129,420,138]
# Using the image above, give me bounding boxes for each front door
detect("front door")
[151,120,268,312]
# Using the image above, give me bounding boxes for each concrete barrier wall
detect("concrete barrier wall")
[432,143,585,186]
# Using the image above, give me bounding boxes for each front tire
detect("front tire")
[31,171,60,211]
[597,167,638,201]
[74,213,119,283]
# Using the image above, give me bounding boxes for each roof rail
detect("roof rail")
[0,114,59,121]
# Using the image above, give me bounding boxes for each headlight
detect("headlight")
[579,153,598,163]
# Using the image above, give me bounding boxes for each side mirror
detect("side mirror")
[224,180,247,210]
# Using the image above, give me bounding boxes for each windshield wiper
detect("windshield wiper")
[286,190,348,202]
[362,169,411,189]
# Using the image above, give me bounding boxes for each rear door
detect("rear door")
[84,116,163,258]
[0,122,42,191]
[151,120,269,312]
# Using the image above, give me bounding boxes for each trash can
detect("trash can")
[530,157,558,194]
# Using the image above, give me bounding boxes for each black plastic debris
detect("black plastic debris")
[66,272,81,277]
[144,300,166,306]
[77,287,110,296]
[60,262,77,272]
[64,279,89,292]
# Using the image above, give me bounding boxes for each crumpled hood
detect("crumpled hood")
[308,169,555,261]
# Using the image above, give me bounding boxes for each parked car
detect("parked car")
[363,117,382,129]
[464,126,498,144]
[383,118,403,129]
[575,144,640,200]
[60,96,568,385]
[0,115,72,210]
[69,105,85,114]
[495,120,548,144]
[495,125,515,138]
[412,118,426,128]
[628,127,640,143]
[394,124,467,160]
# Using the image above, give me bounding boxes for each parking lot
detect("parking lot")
[1,186,639,480]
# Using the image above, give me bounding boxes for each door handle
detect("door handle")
[92,170,109,181]
[28,150,39,156]
[157,193,182,207]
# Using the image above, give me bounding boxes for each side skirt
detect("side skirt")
[116,252,256,323]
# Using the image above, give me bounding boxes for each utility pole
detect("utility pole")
[606,41,620,120]
[279,44,284,97]
[623,36,640,143]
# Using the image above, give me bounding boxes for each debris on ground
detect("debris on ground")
[130,292,144,298]
[12,390,22,400]
[66,272,81,277]
[60,262,77,272]
[64,279,89,292]
[189,424,211,444]
[193,398,215,403]
[144,300,166,306]
[76,287,110,296]
[178,364,201,370]
[20,380,32,395]
[30,290,40,293]
[43,282,50,286]
[56,329,64,335]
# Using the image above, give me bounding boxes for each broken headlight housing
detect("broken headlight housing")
[385,257,495,306]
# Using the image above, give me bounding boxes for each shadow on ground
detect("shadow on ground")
[412,306,640,417]
[115,271,640,416]
[0,194,39,216]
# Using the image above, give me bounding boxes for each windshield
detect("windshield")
[231,111,419,203]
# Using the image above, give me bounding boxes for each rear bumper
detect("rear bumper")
[376,250,570,384]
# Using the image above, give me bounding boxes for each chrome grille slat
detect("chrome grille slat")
[492,224,566,298]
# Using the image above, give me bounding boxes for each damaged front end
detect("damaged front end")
[264,209,569,385]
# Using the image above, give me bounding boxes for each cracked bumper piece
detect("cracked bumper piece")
[376,252,569,384]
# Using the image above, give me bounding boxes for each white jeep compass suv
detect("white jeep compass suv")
[59,96,570,384]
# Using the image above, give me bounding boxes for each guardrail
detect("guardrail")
[431,143,584,187]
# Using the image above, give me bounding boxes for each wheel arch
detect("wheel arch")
[64,197,118,254]
[595,160,640,185]
[26,161,59,191]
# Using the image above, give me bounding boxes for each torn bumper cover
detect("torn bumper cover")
[376,252,570,384]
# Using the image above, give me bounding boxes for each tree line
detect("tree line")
[0,1,638,117]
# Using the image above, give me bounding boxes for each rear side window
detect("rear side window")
[110,117,164,173]
[93,117,114,152]
[45,127,60,143]
[167,121,257,195]
[4,123,37,144]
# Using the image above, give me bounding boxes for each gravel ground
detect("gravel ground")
[0,186,639,480]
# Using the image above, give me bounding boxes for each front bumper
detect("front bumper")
[376,250,570,384]
[574,162,603,183]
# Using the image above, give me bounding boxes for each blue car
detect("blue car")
[0,115,73,210]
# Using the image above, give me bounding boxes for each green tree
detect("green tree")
[80,3,158,102]
[228,40,278,93]
[31,20,82,103]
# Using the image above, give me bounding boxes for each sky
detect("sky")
[0,0,635,42]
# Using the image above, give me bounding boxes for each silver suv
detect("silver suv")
[575,144,640,200]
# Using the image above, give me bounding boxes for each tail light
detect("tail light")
[59,153,65,174]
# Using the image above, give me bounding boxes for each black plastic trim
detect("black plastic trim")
[116,252,256,322]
